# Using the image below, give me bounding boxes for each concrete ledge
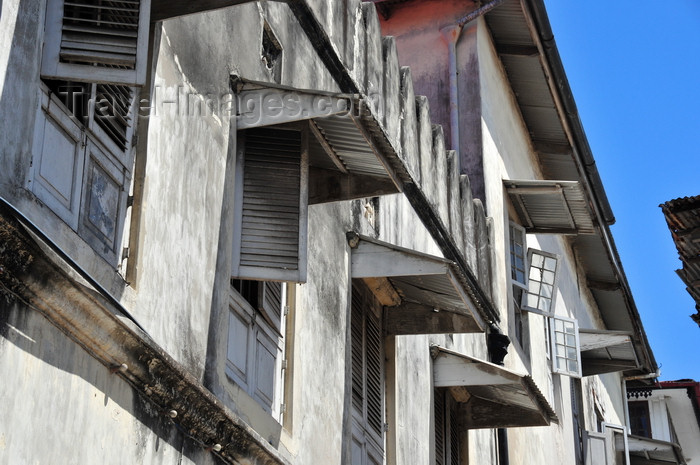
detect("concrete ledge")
[0,202,290,465]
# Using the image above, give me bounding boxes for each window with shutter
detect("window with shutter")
[41,0,151,87]
[350,282,385,465]
[226,281,287,419]
[232,127,309,283]
[28,80,136,264]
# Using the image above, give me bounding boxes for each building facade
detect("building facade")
[0,0,659,464]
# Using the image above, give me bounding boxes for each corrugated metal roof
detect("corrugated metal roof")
[432,346,558,428]
[661,195,700,325]
[349,234,488,331]
[504,179,595,234]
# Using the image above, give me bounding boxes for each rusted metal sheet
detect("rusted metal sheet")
[661,195,700,326]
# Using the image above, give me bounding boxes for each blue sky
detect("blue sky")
[542,1,700,381]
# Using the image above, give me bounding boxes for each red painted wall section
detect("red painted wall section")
[375,0,479,152]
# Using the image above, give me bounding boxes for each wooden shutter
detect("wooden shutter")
[365,307,383,436]
[351,288,365,415]
[257,281,284,333]
[41,0,151,86]
[350,282,385,464]
[435,389,446,465]
[448,398,460,465]
[232,127,308,283]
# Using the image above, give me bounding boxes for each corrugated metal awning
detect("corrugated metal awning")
[627,435,685,464]
[431,346,557,429]
[504,179,595,235]
[348,233,487,334]
[234,78,408,204]
[579,329,639,376]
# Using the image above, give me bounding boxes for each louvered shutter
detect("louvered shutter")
[435,389,446,465]
[41,0,151,86]
[258,281,283,334]
[448,397,460,465]
[365,308,383,437]
[351,287,365,415]
[232,128,309,283]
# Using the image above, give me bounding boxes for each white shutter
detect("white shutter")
[41,0,151,86]
[253,327,277,413]
[550,316,582,377]
[584,431,609,465]
[232,127,308,283]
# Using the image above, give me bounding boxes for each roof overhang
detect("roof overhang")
[627,435,685,465]
[233,77,409,204]
[348,233,487,334]
[431,346,557,428]
[579,329,639,376]
[504,179,596,235]
[485,0,658,377]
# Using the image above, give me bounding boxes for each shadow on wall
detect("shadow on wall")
[0,301,225,464]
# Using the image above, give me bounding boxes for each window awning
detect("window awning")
[504,180,596,235]
[348,234,487,334]
[579,329,640,376]
[431,346,557,429]
[234,78,406,204]
[627,435,685,464]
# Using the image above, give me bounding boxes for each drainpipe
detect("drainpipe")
[440,24,463,154]
[440,0,507,158]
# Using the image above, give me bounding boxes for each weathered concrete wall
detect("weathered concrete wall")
[0,301,222,465]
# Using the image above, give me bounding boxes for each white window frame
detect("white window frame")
[584,424,629,465]
[226,282,287,421]
[549,315,582,378]
[522,249,559,313]
[508,222,528,289]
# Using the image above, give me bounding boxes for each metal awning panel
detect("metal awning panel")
[505,179,596,235]
[579,329,639,376]
[235,80,406,204]
[349,234,486,334]
[432,346,557,429]
[627,435,685,464]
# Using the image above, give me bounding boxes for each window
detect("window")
[29,0,151,265]
[227,280,287,419]
[232,127,309,283]
[628,401,652,438]
[550,316,581,377]
[509,223,527,288]
[434,389,461,465]
[516,249,582,377]
[584,424,629,465]
[522,250,558,313]
[508,223,529,352]
[351,282,385,465]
